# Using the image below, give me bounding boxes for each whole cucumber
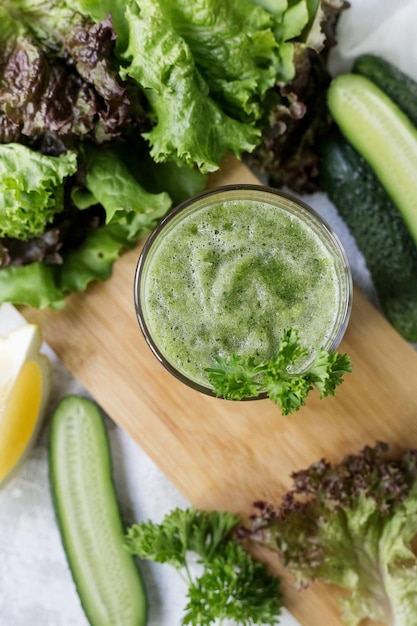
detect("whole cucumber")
[320,130,417,342]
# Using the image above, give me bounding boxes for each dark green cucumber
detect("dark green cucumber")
[327,73,417,247]
[49,395,147,626]
[353,54,417,128]
[320,130,417,342]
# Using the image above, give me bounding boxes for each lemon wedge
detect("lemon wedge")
[0,324,51,487]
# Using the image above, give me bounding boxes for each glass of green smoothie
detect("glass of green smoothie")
[134,184,352,401]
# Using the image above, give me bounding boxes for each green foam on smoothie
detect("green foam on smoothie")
[139,195,348,388]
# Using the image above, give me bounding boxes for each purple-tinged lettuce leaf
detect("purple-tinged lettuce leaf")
[7,0,124,98]
[1,227,64,268]
[74,0,130,54]
[0,24,101,143]
[0,1,139,145]
[243,442,417,626]
[304,0,350,52]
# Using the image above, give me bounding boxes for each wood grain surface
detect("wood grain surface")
[22,156,417,626]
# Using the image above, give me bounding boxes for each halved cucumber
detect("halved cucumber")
[327,73,417,247]
[353,54,417,128]
[49,395,147,626]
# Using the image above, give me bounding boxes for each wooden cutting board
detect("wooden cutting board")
[23,156,417,626]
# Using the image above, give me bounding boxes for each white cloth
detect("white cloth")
[328,0,417,81]
[1,1,417,624]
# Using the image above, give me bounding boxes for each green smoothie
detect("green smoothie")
[135,186,351,393]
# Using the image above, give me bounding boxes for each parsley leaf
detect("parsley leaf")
[125,507,239,568]
[205,328,352,414]
[184,541,281,626]
[125,507,282,626]
[205,354,266,400]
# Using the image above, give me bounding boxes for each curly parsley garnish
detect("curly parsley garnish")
[205,328,352,414]
[125,507,282,626]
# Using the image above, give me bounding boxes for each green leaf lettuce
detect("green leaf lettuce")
[0,141,206,309]
[0,144,78,241]
[73,144,172,226]
[120,0,264,173]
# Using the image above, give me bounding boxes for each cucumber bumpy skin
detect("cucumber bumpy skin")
[327,73,417,248]
[49,395,147,626]
[320,131,417,342]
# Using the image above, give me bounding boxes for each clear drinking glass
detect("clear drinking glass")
[134,184,353,398]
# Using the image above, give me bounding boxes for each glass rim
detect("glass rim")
[134,183,353,400]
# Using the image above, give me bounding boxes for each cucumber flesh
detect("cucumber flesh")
[353,54,417,128]
[49,395,147,626]
[327,73,417,247]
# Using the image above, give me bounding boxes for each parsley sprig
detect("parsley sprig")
[205,328,352,415]
[125,507,282,626]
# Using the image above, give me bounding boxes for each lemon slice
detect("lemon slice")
[0,324,51,487]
